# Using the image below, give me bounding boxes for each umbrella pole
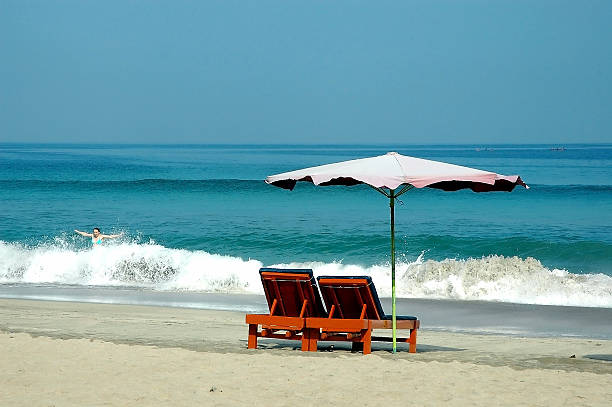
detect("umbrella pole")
[390,189,397,354]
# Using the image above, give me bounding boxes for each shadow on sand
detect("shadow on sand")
[584,354,612,362]
[245,339,463,354]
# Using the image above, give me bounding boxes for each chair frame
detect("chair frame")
[246,271,419,354]
[245,268,324,351]
[306,276,419,354]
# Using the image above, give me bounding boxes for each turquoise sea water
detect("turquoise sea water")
[1,143,611,308]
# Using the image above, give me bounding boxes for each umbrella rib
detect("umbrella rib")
[368,185,390,198]
[395,184,414,197]
[368,184,413,198]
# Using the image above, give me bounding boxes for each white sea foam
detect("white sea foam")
[1,240,611,308]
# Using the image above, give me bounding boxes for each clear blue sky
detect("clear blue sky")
[1,0,611,144]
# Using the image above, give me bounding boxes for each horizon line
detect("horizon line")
[2,142,611,147]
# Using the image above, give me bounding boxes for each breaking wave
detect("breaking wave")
[1,240,611,308]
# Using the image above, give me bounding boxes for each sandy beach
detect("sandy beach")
[1,298,611,406]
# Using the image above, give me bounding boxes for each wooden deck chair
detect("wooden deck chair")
[306,276,419,354]
[246,268,327,351]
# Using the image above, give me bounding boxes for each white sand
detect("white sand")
[1,299,611,406]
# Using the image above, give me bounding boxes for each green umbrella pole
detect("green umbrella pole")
[390,189,397,354]
[370,184,413,355]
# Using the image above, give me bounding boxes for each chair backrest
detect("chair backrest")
[316,276,385,320]
[259,268,327,318]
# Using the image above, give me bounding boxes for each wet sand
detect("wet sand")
[3,284,611,338]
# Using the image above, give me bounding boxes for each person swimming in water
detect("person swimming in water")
[74,227,122,246]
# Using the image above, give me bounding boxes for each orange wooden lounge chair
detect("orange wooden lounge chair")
[306,276,420,354]
[245,268,327,351]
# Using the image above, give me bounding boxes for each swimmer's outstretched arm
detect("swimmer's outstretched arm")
[74,229,93,237]
[102,232,123,239]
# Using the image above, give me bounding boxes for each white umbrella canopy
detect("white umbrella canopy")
[265,152,528,353]
[267,151,528,192]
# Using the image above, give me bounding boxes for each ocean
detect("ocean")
[1,143,611,323]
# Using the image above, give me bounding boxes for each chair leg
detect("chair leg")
[409,328,417,353]
[301,328,310,351]
[363,325,372,355]
[306,328,318,352]
[248,324,258,349]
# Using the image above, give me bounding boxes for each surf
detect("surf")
[1,240,610,308]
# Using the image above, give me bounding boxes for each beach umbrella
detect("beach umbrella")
[266,151,528,353]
